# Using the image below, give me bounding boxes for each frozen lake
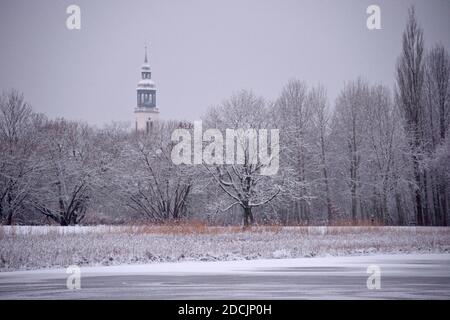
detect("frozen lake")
[0,254,449,299]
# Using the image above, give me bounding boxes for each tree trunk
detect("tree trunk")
[6,211,13,225]
[323,172,332,224]
[423,171,430,226]
[5,193,13,225]
[439,181,448,226]
[413,159,424,225]
[395,192,404,225]
[350,164,358,225]
[431,172,441,226]
[243,206,253,228]
[59,215,68,226]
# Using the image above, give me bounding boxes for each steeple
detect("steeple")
[134,44,159,132]
[144,45,148,64]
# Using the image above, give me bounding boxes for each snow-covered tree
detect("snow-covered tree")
[309,85,333,223]
[30,119,102,225]
[203,90,285,227]
[330,79,371,224]
[0,90,37,225]
[395,7,427,225]
[274,80,314,223]
[119,121,199,222]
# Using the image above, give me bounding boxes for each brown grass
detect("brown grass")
[86,220,287,236]
[1,225,449,271]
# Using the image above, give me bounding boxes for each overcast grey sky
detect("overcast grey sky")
[0,0,449,126]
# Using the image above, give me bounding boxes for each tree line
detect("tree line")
[0,7,448,226]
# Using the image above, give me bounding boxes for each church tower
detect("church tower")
[134,46,159,132]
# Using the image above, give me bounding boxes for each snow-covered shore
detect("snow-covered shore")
[1,226,449,272]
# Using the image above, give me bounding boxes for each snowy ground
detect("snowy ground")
[0,253,449,299]
[1,226,449,271]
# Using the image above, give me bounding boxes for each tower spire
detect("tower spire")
[135,44,159,132]
[144,45,148,63]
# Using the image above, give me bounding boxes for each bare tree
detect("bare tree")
[365,85,400,224]
[395,6,426,225]
[425,45,450,141]
[119,122,197,222]
[275,80,312,223]
[423,45,450,225]
[0,90,35,225]
[331,79,370,224]
[309,85,333,223]
[203,91,284,227]
[30,119,100,225]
